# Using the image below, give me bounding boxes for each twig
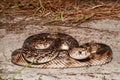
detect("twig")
[109,0,119,12]
[33,7,41,16]
[74,13,95,26]
[39,0,45,10]
[90,5,105,10]
[32,0,45,16]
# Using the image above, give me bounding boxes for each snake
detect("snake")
[11,32,113,68]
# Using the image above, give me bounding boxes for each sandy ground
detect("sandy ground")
[0,16,120,80]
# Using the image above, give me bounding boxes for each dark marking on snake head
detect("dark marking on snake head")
[79,51,82,54]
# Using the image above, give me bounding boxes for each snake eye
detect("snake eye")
[79,51,82,54]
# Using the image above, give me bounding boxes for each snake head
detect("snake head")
[11,49,24,65]
[80,42,101,54]
[69,47,91,60]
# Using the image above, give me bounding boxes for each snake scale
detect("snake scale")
[11,32,113,68]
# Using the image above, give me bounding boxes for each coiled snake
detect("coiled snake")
[11,32,113,68]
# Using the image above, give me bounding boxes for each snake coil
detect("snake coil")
[11,32,113,68]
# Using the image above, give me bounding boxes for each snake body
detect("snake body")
[11,33,113,68]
